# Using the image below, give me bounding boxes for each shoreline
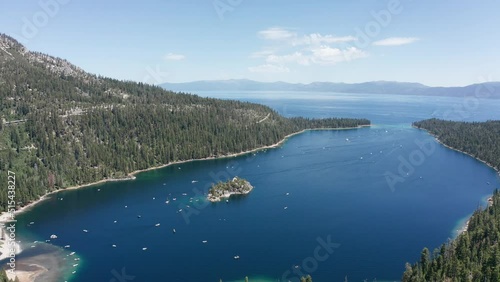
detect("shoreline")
[413,126,500,176]
[0,124,370,223]
[0,124,369,281]
[414,126,500,235]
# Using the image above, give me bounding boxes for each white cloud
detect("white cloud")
[294,34,357,46]
[248,64,290,73]
[164,53,186,61]
[258,27,356,46]
[266,52,310,66]
[311,46,367,65]
[373,37,420,46]
[250,49,276,58]
[251,28,368,71]
[258,27,296,41]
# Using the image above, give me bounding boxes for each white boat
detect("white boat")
[192,180,198,183]
[155,223,160,227]
[172,228,176,233]
[142,247,147,251]
[50,234,58,239]
[112,244,117,248]
[284,206,288,210]
[83,229,88,233]
[165,200,170,204]
[64,245,70,248]
[69,252,75,256]
[234,255,240,260]
[182,193,187,196]
[202,240,208,243]
[173,198,177,201]
[285,193,289,196]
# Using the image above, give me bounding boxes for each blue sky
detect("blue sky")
[1,0,499,86]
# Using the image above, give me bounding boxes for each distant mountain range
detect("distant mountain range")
[161,79,500,99]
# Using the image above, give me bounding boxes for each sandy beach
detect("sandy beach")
[0,125,369,281]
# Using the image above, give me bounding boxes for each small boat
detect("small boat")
[97,189,100,192]
[284,206,288,210]
[72,271,76,274]
[155,223,160,227]
[73,264,78,267]
[153,197,155,200]
[202,240,208,244]
[360,157,363,160]
[83,229,88,233]
[234,255,240,260]
[137,215,141,218]
[192,180,198,183]
[64,245,70,248]
[125,205,128,208]
[285,193,289,196]
[142,247,147,251]
[172,228,176,233]
[173,198,177,201]
[226,199,229,203]
[112,244,117,248]
[69,252,75,256]
[113,220,117,223]
[50,234,58,239]
[165,200,170,204]
[182,193,187,196]
[30,222,34,225]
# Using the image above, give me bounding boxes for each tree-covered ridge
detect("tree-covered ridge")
[413,118,500,172]
[403,190,500,281]
[0,34,370,211]
[208,177,253,202]
[404,119,500,281]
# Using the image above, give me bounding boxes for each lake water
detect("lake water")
[11,92,500,282]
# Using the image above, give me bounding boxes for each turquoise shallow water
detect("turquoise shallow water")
[11,92,500,281]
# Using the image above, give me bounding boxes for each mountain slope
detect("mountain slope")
[0,34,370,211]
[161,79,500,98]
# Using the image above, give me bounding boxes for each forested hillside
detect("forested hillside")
[403,190,500,281]
[413,119,500,172]
[0,34,369,211]
[403,119,500,281]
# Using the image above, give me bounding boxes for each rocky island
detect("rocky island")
[207,177,253,202]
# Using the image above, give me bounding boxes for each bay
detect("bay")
[12,92,500,282]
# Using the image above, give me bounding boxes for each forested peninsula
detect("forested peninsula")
[404,119,500,281]
[0,34,370,211]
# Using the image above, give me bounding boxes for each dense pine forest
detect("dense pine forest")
[0,34,369,211]
[413,119,500,172]
[404,119,500,281]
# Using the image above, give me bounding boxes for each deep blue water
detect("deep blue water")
[13,92,500,282]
